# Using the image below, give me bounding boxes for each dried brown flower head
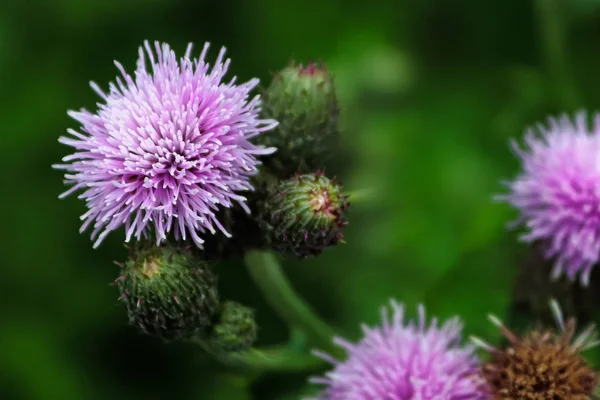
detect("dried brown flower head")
[473,300,599,399]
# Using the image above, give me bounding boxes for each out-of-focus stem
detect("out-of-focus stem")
[534,0,581,109]
[192,338,324,372]
[244,249,343,358]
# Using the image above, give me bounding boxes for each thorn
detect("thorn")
[114,275,125,283]
[113,261,124,268]
[118,293,127,301]
[304,232,309,241]
[137,298,142,308]
[173,296,180,305]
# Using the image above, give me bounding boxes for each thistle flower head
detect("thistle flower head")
[259,61,339,176]
[476,300,599,399]
[498,113,600,285]
[310,301,488,400]
[259,171,349,258]
[54,41,277,248]
[115,243,219,341]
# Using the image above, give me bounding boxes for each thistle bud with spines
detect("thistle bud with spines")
[205,301,258,352]
[115,243,219,341]
[259,171,350,259]
[260,61,339,176]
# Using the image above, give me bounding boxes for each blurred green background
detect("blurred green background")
[3,0,600,398]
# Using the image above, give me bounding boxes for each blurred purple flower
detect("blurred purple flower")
[54,41,277,248]
[310,301,487,400]
[497,113,600,285]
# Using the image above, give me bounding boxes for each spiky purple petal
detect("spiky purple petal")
[498,112,600,285]
[309,301,487,400]
[54,41,277,248]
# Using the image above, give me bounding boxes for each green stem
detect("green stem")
[244,249,343,358]
[535,0,581,109]
[192,338,324,372]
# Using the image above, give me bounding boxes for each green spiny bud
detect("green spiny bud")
[205,301,258,352]
[260,62,339,177]
[259,171,350,258]
[115,244,219,341]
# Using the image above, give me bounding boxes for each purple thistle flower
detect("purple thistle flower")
[310,301,487,400]
[54,41,277,248]
[497,113,600,285]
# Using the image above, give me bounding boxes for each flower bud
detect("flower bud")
[205,301,258,352]
[115,244,219,341]
[260,62,339,176]
[259,171,350,258]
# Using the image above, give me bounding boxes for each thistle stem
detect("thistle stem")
[244,249,343,358]
[534,0,581,109]
[192,337,324,372]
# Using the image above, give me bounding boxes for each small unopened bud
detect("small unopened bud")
[205,301,258,352]
[260,62,339,176]
[115,244,219,341]
[259,172,350,258]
